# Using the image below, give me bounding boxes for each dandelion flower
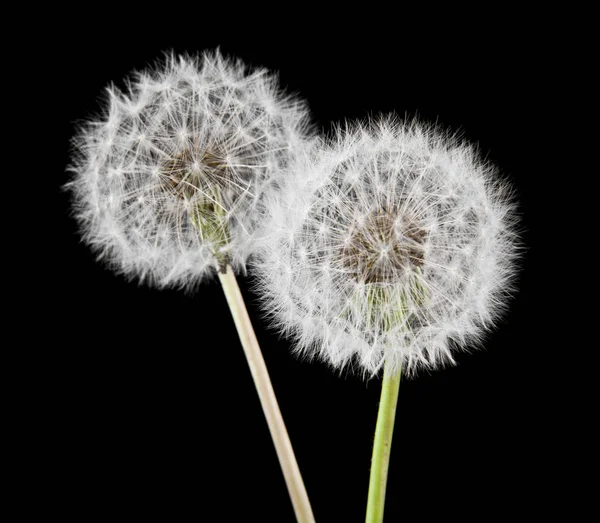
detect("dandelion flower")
[67,50,310,288]
[255,116,520,522]
[255,117,520,378]
[66,51,315,522]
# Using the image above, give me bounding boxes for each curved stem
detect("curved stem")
[365,360,401,523]
[217,265,315,523]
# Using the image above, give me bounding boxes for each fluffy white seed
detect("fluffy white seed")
[254,117,520,377]
[67,50,311,289]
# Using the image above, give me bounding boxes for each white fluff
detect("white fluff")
[67,50,311,289]
[253,117,520,377]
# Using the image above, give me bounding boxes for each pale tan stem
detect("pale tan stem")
[217,265,315,523]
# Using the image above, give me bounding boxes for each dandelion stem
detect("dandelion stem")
[365,360,401,523]
[217,265,315,523]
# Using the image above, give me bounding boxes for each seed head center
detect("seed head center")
[342,207,426,284]
[161,141,228,202]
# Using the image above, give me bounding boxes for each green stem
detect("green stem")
[217,265,315,523]
[365,360,402,523]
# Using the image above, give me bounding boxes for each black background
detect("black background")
[37,10,562,522]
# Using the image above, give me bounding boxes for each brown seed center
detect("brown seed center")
[342,207,426,284]
[161,141,228,201]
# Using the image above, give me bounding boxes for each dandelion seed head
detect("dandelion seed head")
[66,50,311,289]
[254,117,521,377]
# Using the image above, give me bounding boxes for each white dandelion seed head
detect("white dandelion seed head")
[254,116,521,378]
[67,50,311,289]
